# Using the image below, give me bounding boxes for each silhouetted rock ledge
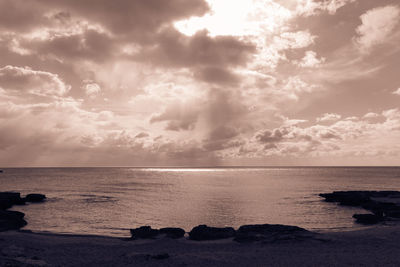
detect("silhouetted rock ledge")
[320,190,400,224]
[130,226,185,239]
[189,225,236,241]
[0,191,46,232]
[25,193,46,203]
[130,224,315,243]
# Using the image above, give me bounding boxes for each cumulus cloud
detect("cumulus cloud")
[150,101,200,131]
[273,31,316,50]
[1,0,400,166]
[248,109,400,160]
[137,28,256,69]
[294,50,325,68]
[393,88,400,95]
[317,113,342,122]
[82,81,101,98]
[355,5,400,52]
[295,0,356,16]
[35,0,209,39]
[0,65,70,98]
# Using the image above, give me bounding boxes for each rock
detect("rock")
[385,211,400,218]
[25,193,46,203]
[321,190,400,224]
[0,192,25,209]
[234,224,312,243]
[0,199,13,210]
[159,227,185,239]
[0,210,27,231]
[361,201,399,216]
[319,191,371,206]
[353,214,383,224]
[130,226,159,239]
[189,225,235,241]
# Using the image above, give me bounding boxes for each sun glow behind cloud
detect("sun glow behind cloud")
[174,0,292,37]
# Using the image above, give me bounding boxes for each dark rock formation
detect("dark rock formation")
[0,192,25,209]
[0,210,27,231]
[234,224,312,243]
[130,226,186,239]
[25,193,46,203]
[352,214,383,224]
[320,190,400,224]
[319,191,371,206]
[130,226,160,239]
[189,225,235,241]
[0,191,46,232]
[159,227,185,239]
[0,199,13,210]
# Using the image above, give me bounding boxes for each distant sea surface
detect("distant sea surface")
[1,167,400,237]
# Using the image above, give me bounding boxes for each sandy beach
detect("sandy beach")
[1,225,400,266]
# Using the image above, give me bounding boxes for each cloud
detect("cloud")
[35,0,209,39]
[174,0,292,37]
[316,113,342,122]
[137,28,256,68]
[393,88,400,95]
[294,50,325,68]
[273,31,316,50]
[355,5,400,52]
[82,81,101,98]
[249,109,400,160]
[135,132,149,139]
[295,0,356,16]
[150,101,200,131]
[1,0,400,166]
[0,65,70,99]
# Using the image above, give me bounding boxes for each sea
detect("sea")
[1,167,400,237]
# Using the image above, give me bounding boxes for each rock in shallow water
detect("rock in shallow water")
[189,225,236,241]
[130,226,159,239]
[320,190,400,224]
[25,193,46,203]
[0,210,27,231]
[159,227,185,239]
[0,192,25,209]
[352,214,383,224]
[130,226,186,239]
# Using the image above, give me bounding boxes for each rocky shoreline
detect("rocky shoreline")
[2,190,400,266]
[3,190,400,237]
[0,192,46,232]
[129,223,316,243]
[319,190,400,224]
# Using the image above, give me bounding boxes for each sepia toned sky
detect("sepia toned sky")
[0,0,400,166]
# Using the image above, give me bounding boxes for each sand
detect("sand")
[1,225,400,266]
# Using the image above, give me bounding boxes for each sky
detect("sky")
[0,0,400,167]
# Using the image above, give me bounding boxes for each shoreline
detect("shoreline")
[2,224,400,266]
[3,190,400,266]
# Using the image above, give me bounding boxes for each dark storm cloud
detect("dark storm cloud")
[28,29,116,63]
[194,67,240,85]
[0,1,47,32]
[150,102,200,131]
[137,29,256,68]
[34,0,209,40]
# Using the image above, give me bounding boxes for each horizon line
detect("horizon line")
[1,165,400,169]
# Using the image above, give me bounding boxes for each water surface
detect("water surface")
[1,167,400,237]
